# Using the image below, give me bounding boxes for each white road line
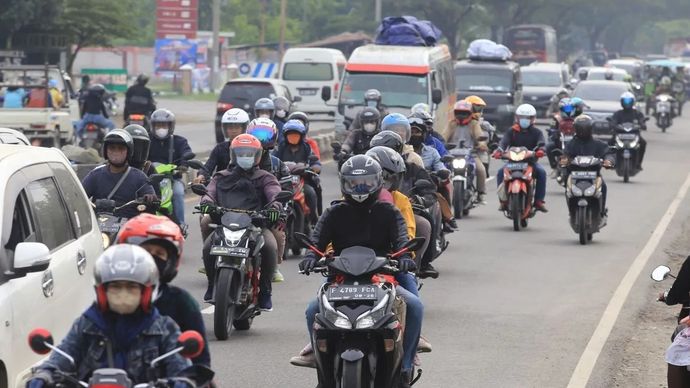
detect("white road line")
[201,305,215,315]
[486,176,495,182]
[567,171,690,388]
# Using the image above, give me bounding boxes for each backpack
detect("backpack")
[375,16,442,47]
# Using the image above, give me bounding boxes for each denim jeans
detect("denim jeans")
[77,113,114,137]
[172,178,186,224]
[496,162,547,202]
[305,273,423,371]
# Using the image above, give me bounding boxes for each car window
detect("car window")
[1,192,36,284]
[219,82,275,104]
[25,177,74,251]
[50,163,93,236]
[283,63,334,81]
[522,71,562,87]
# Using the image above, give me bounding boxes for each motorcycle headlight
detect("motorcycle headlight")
[355,294,389,329]
[223,228,246,245]
[629,138,639,148]
[101,233,111,249]
[570,185,583,196]
[452,158,466,170]
[321,295,352,329]
[584,185,596,196]
[615,137,625,148]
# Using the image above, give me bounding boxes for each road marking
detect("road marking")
[567,171,690,388]
[487,176,495,182]
[201,305,215,315]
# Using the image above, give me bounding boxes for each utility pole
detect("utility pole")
[375,0,382,22]
[279,0,287,58]
[210,0,220,92]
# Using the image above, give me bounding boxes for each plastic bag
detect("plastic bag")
[375,16,442,47]
[666,326,690,366]
[467,39,512,61]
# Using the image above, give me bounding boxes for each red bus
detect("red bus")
[503,24,558,65]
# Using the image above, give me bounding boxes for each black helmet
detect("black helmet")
[102,129,134,164]
[365,146,406,191]
[408,116,429,146]
[136,74,149,86]
[364,89,382,107]
[88,83,106,95]
[150,108,176,138]
[124,124,150,168]
[272,96,291,119]
[370,130,404,154]
[573,114,594,140]
[339,154,383,205]
[287,111,309,133]
[359,107,381,135]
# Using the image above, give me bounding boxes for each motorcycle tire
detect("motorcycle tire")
[453,181,465,219]
[510,194,522,232]
[578,207,588,245]
[214,268,236,340]
[341,359,363,388]
[623,159,630,183]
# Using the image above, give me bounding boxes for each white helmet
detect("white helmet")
[221,108,250,125]
[410,103,431,115]
[515,104,537,117]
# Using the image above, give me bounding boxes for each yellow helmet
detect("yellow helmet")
[465,95,487,119]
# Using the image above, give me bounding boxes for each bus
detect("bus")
[503,25,558,65]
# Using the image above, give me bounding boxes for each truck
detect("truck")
[0,65,80,147]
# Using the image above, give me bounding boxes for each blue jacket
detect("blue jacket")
[418,144,447,172]
[149,135,193,165]
[424,135,448,156]
[35,304,190,383]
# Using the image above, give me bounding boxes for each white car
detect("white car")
[0,145,103,388]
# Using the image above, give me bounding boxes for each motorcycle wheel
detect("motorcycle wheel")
[623,159,630,183]
[453,181,465,219]
[213,268,236,340]
[510,194,522,232]
[340,359,363,388]
[578,207,588,245]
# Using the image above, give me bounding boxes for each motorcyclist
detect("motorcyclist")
[410,102,446,144]
[273,119,321,224]
[77,83,115,139]
[673,65,686,115]
[296,155,424,387]
[561,115,614,217]
[604,69,615,81]
[447,100,488,204]
[381,113,424,168]
[123,124,152,173]
[286,111,321,159]
[465,95,497,140]
[411,110,447,156]
[350,89,388,130]
[26,245,194,388]
[493,103,548,212]
[609,92,647,170]
[570,97,587,117]
[546,98,576,171]
[200,134,281,308]
[643,69,658,115]
[194,108,250,186]
[148,108,193,228]
[272,96,291,132]
[254,97,275,120]
[77,74,90,113]
[341,107,381,155]
[124,74,156,121]
[548,88,571,117]
[116,214,211,367]
[658,254,690,387]
[81,129,156,219]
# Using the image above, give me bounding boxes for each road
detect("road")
[169,112,690,387]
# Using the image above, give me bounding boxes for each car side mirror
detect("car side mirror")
[431,88,442,105]
[274,190,293,203]
[13,242,51,275]
[321,86,332,102]
[190,184,208,196]
[292,95,302,103]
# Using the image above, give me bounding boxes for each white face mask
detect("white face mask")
[236,156,255,170]
[275,110,286,118]
[154,128,168,139]
[107,287,141,315]
[363,123,377,134]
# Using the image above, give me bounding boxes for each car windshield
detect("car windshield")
[283,63,333,81]
[220,82,275,103]
[455,68,512,92]
[339,72,428,109]
[587,70,627,81]
[522,71,562,87]
[574,83,629,101]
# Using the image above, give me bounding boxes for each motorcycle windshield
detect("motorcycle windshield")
[221,212,252,231]
[329,246,387,277]
[571,156,601,168]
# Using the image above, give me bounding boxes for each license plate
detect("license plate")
[506,162,527,170]
[210,246,249,257]
[617,134,637,140]
[623,150,631,158]
[571,171,597,178]
[84,132,99,139]
[298,89,318,96]
[327,285,378,301]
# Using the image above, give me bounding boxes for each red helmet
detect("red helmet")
[116,214,184,283]
[453,100,473,125]
[230,133,263,169]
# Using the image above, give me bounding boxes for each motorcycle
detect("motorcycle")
[446,141,479,219]
[79,122,106,153]
[549,122,576,187]
[295,232,424,388]
[610,121,643,183]
[126,113,151,131]
[105,91,118,117]
[409,179,446,278]
[152,153,203,236]
[26,328,212,388]
[94,198,158,248]
[497,146,543,231]
[563,156,611,245]
[191,187,291,340]
[655,94,675,132]
[283,161,319,256]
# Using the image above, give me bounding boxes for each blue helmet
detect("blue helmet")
[381,113,411,143]
[283,119,307,135]
[620,92,635,109]
[570,97,586,116]
[558,98,575,118]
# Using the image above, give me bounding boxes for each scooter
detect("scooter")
[497,146,543,231]
[283,161,318,256]
[79,122,106,153]
[611,121,643,183]
[446,141,479,219]
[296,232,424,388]
[655,94,675,132]
[94,198,158,248]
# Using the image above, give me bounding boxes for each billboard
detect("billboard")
[156,0,198,39]
[154,39,197,73]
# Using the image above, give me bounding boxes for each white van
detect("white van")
[279,48,347,118]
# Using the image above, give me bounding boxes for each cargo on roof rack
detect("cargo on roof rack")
[466,39,512,61]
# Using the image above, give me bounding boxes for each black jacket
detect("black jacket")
[401,161,435,200]
[306,201,411,262]
[564,137,614,162]
[200,141,231,179]
[611,108,646,130]
[342,129,374,155]
[149,135,193,165]
[81,90,108,117]
[499,124,546,151]
[665,256,690,321]
[124,84,156,118]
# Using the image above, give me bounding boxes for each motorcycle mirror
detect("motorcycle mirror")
[186,159,205,171]
[94,199,116,210]
[308,154,319,163]
[274,190,293,203]
[651,265,672,282]
[644,117,650,122]
[28,328,54,355]
[294,232,313,248]
[177,330,204,359]
[446,143,457,150]
[403,237,425,252]
[182,152,196,161]
[190,184,208,196]
[489,143,499,151]
[331,142,342,151]
[148,174,166,186]
[441,155,454,164]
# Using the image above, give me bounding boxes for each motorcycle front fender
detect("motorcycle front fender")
[452,175,467,183]
[509,179,525,194]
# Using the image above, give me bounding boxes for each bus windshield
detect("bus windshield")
[339,72,428,109]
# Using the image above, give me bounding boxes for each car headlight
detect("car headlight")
[322,294,352,329]
[584,185,596,196]
[223,228,246,245]
[570,185,583,196]
[101,233,111,249]
[615,137,625,148]
[452,158,466,169]
[355,294,389,329]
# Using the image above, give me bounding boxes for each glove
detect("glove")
[26,379,45,388]
[435,169,450,180]
[266,208,282,224]
[142,194,157,203]
[199,203,214,214]
[658,291,668,302]
[492,150,502,159]
[299,256,318,274]
[535,149,545,158]
[398,258,417,273]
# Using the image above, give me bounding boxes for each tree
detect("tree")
[0,0,63,49]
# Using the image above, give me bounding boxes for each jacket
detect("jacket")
[35,304,190,383]
[259,151,290,179]
[202,165,281,209]
[611,108,646,130]
[400,161,435,201]
[305,200,411,262]
[499,125,546,152]
[200,141,231,180]
[124,84,156,118]
[564,137,614,162]
[665,256,690,321]
[424,135,448,156]
[417,144,447,172]
[272,142,321,169]
[392,191,415,239]
[149,135,193,165]
[447,119,485,150]
[342,129,374,155]
[80,90,107,117]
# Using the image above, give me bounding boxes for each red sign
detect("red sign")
[156,0,198,39]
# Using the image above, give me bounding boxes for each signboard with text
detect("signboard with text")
[156,0,198,39]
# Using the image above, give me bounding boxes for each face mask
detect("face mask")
[236,156,255,170]
[366,100,377,108]
[107,287,141,315]
[518,118,531,129]
[153,256,167,278]
[108,148,128,167]
[275,110,286,118]
[409,135,424,146]
[155,128,168,139]
[363,123,377,134]
[287,133,301,145]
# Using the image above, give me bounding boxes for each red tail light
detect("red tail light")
[334,83,339,93]
[129,114,145,120]
[217,102,233,113]
[86,124,97,132]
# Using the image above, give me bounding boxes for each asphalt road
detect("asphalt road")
[170,113,690,387]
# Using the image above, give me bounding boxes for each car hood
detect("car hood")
[522,86,560,96]
[584,100,620,114]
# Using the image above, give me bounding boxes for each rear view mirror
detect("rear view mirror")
[182,152,196,161]
[431,88,442,105]
[651,265,672,282]
[274,190,293,203]
[321,86,332,102]
[187,159,205,171]
[292,95,302,103]
[403,237,425,252]
[14,242,51,274]
[28,328,54,355]
[178,330,204,359]
[331,142,341,151]
[190,184,208,196]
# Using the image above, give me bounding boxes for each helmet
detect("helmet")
[272,96,291,119]
[620,91,635,109]
[150,108,176,138]
[364,89,382,108]
[230,134,263,170]
[556,88,570,98]
[365,146,406,191]
[339,154,383,205]
[116,214,184,283]
[408,116,428,146]
[359,107,381,135]
[465,95,487,119]
[221,108,251,140]
[123,124,150,168]
[570,97,586,116]
[558,98,575,118]
[573,114,594,140]
[453,100,474,125]
[604,69,614,80]
[283,119,307,145]
[102,129,134,164]
[409,110,434,128]
[411,103,431,115]
[515,103,537,117]
[370,130,404,154]
[94,244,159,313]
[89,83,106,94]
[246,118,278,149]
[661,76,672,86]
[287,111,310,133]
[48,79,59,88]
[254,98,275,119]
[381,113,411,143]
[136,74,149,85]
